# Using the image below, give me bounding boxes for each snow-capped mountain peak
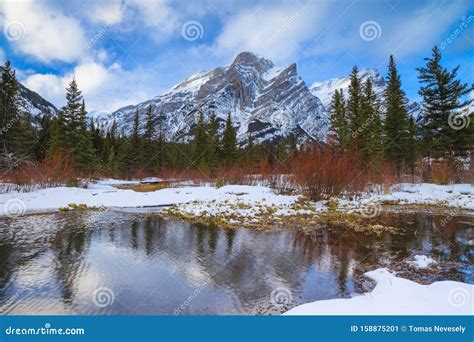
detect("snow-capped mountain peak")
[310,67,385,109]
[110,51,328,143]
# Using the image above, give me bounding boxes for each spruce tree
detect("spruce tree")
[50,79,97,172]
[0,61,20,156]
[107,144,116,175]
[207,112,220,170]
[244,135,256,164]
[417,46,473,158]
[156,113,165,172]
[115,136,132,178]
[346,66,363,147]
[221,112,238,165]
[193,110,208,169]
[11,113,36,160]
[143,105,156,171]
[37,114,52,160]
[384,55,410,173]
[90,117,103,162]
[130,110,142,172]
[405,116,418,175]
[329,89,348,149]
[360,78,382,165]
[276,138,288,166]
[74,100,98,172]
[102,120,117,163]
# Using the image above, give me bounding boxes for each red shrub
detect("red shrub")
[291,146,367,201]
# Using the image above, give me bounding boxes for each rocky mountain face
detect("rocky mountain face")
[109,52,328,143]
[309,68,421,119]
[17,83,58,119]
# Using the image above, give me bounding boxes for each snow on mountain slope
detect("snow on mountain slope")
[311,68,385,109]
[17,84,58,118]
[110,52,328,143]
[310,68,421,119]
[0,66,57,120]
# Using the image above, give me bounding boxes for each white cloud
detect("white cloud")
[84,0,181,42]
[1,0,86,63]
[97,50,109,62]
[86,0,124,25]
[24,62,158,112]
[126,0,180,41]
[24,63,110,110]
[24,73,66,105]
[213,2,329,63]
[73,63,110,95]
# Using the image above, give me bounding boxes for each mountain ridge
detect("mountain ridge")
[12,53,424,139]
[108,51,328,143]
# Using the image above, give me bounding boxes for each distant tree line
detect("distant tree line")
[0,63,298,178]
[0,46,472,180]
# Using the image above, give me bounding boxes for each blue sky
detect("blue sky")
[0,0,473,112]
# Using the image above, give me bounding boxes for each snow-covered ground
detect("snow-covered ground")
[374,183,474,210]
[0,182,300,217]
[0,181,472,217]
[285,268,473,315]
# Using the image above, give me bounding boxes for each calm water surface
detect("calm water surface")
[0,210,472,315]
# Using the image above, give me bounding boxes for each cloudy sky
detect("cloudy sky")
[0,0,473,112]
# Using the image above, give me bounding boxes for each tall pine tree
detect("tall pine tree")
[193,110,208,169]
[329,89,348,149]
[0,61,20,156]
[360,78,382,165]
[143,105,157,171]
[384,55,410,173]
[417,46,473,158]
[346,66,363,147]
[130,109,142,172]
[221,112,238,165]
[50,79,97,172]
[207,112,220,171]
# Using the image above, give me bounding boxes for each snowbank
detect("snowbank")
[284,268,473,315]
[0,184,301,217]
[375,183,474,210]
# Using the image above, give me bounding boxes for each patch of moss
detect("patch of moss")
[115,183,168,192]
[59,203,106,212]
